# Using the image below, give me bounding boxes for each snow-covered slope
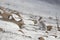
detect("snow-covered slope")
[0,14,60,40]
[0,0,60,17]
[0,0,60,40]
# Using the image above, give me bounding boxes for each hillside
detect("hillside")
[0,0,60,40]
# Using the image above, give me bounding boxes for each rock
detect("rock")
[17,19,25,29]
[38,37,45,40]
[32,20,37,25]
[57,27,60,31]
[0,28,4,32]
[47,25,52,31]
[18,30,24,34]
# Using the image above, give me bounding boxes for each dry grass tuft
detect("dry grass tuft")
[1,13,11,20]
[0,6,25,29]
[57,27,60,31]
[48,17,53,19]
[16,19,25,29]
[32,20,37,25]
[38,37,45,40]
[0,28,4,32]
[47,25,52,31]
[18,30,24,34]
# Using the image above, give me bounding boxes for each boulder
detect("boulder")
[38,37,45,40]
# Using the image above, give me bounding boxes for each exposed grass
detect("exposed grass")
[38,37,45,40]
[0,6,25,29]
[0,28,4,32]
[18,30,24,34]
[47,25,52,31]
[57,27,60,31]
[32,20,37,25]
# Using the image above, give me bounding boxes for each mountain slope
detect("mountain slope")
[0,0,60,17]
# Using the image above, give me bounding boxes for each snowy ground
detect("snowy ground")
[0,14,60,40]
[0,0,60,40]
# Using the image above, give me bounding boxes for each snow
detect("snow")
[12,14,21,21]
[0,20,20,31]
[0,0,60,40]
[0,0,60,17]
[0,16,3,18]
[23,19,34,25]
[0,17,60,40]
[0,20,34,40]
[0,9,4,14]
[0,12,60,40]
